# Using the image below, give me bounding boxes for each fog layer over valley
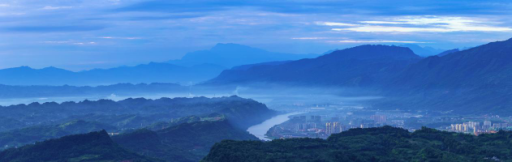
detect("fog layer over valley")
[6,38,512,116]
[0,96,275,148]
[2,0,512,161]
[2,38,512,161]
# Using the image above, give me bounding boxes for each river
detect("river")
[247,112,302,141]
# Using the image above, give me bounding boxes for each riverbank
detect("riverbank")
[247,112,302,141]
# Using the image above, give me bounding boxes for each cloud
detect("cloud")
[42,41,72,44]
[315,22,357,27]
[100,36,142,40]
[0,4,9,7]
[127,14,205,21]
[4,25,105,33]
[0,12,25,16]
[320,16,512,33]
[73,42,97,45]
[42,41,97,45]
[333,26,512,33]
[335,40,430,44]
[41,6,73,10]
[1,0,512,70]
[115,1,226,13]
[359,21,403,25]
[114,0,512,16]
[292,37,430,44]
[291,37,328,40]
[292,37,430,43]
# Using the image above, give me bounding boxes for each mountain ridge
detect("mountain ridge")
[204,38,512,114]
[0,130,159,162]
[0,62,225,86]
[206,45,421,87]
[113,119,258,162]
[168,43,318,68]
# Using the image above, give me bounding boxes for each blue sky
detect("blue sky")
[1,0,512,70]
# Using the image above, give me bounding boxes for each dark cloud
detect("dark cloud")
[115,0,512,15]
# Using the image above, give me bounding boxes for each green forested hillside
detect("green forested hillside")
[0,96,277,160]
[0,120,116,150]
[206,45,420,87]
[0,96,276,133]
[203,126,512,162]
[113,119,258,162]
[0,130,160,162]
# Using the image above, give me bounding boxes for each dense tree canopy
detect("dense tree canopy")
[0,130,160,162]
[113,119,259,162]
[203,126,512,162]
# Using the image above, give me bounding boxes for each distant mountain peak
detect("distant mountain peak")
[324,44,420,60]
[213,43,251,48]
[41,66,70,72]
[210,43,264,52]
[206,44,421,86]
[170,43,317,68]
[397,44,445,57]
[42,66,58,69]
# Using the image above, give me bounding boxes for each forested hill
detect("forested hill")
[375,38,512,114]
[0,82,186,98]
[0,130,160,162]
[206,45,420,87]
[208,38,512,90]
[0,96,276,151]
[205,38,512,115]
[0,96,276,131]
[391,38,512,90]
[203,126,512,162]
[113,119,258,162]
[0,120,116,150]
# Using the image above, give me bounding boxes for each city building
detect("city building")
[370,115,387,124]
[325,122,342,134]
[483,120,492,130]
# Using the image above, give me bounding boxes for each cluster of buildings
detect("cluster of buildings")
[280,114,404,138]
[269,107,512,141]
[325,122,343,134]
[449,120,510,135]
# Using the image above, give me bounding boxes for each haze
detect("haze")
[1,1,512,162]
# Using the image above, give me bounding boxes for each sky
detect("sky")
[1,0,512,70]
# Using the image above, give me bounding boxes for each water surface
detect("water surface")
[247,112,301,141]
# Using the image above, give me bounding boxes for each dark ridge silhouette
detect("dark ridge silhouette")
[206,45,421,87]
[0,62,225,86]
[113,119,258,162]
[0,130,160,162]
[203,126,512,162]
